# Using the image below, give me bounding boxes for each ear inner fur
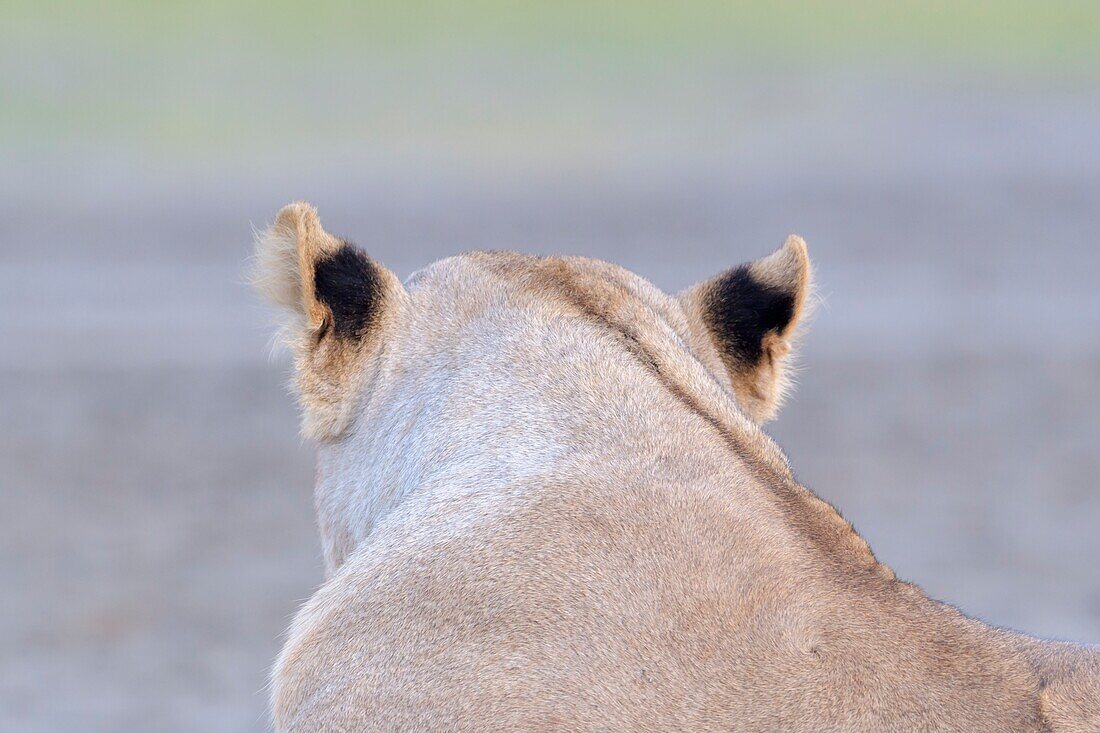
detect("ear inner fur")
[254,202,405,441]
[313,243,386,340]
[702,265,797,367]
[679,236,811,422]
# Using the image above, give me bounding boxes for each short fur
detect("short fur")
[254,203,1098,732]
[252,202,406,440]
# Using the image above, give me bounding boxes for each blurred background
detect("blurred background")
[3,1,1099,730]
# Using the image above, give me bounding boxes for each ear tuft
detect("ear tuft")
[251,202,403,441]
[252,203,310,314]
[253,201,348,326]
[749,235,811,302]
[680,235,813,423]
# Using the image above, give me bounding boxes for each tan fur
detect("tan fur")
[254,204,1098,731]
[679,235,812,423]
[253,203,407,440]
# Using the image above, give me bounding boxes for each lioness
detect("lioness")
[255,202,1098,732]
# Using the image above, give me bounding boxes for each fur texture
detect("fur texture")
[254,203,1098,732]
[252,202,406,440]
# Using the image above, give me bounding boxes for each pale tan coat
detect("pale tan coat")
[255,203,1099,732]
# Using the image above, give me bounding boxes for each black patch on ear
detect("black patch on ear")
[313,241,383,339]
[704,266,795,365]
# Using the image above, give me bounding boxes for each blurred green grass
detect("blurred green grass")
[4,1,1099,156]
[7,0,1099,61]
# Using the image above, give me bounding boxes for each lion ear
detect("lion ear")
[680,236,812,423]
[253,202,405,439]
